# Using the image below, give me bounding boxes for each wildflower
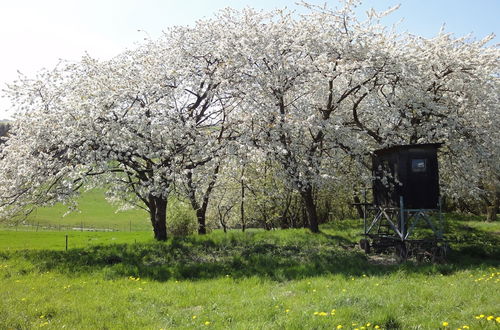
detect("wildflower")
[496,317,500,323]
[39,322,49,328]
[285,309,290,313]
[475,314,484,319]
[366,323,371,327]
[318,312,328,316]
[204,321,211,326]
[442,321,449,327]
[313,312,319,315]
[462,326,469,329]
[39,315,45,319]
[374,326,380,329]
[337,325,343,329]
[487,316,494,321]
[192,316,197,319]
[21,298,26,301]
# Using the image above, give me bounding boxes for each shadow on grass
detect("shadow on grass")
[1,224,498,282]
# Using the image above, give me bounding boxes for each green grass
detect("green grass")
[11,189,150,231]
[1,218,499,329]
[0,231,152,251]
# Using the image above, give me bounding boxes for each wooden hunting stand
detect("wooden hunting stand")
[358,143,447,262]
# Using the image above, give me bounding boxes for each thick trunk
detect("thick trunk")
[301,187,320,233]
[196,208,207,234]
[149,195,168,241]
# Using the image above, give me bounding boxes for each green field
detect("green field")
[1,216,499,329]
[3,189,150,232]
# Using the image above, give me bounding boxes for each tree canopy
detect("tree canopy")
[1,1,498,239]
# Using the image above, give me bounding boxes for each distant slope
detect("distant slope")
[24,189,150,231]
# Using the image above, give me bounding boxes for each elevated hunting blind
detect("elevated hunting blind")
[359,143,446,262]
[372,143,441,209]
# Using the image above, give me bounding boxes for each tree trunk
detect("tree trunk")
[149,195,168,241]
[240,170,246,232]
[300,187,320,233]
[186,165,220,235]
[353,195,364,219]
[196,208,207,234]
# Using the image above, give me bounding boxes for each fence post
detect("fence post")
[65,235,68,251]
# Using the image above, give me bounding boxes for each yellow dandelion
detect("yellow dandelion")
[462,326,470,329]
[319,312,328,316]
[204,321,211,326]
[442,321,449,327]
[352,323,358,326]
[285,309,290,313]
[366,323,371,327]
[496,317,500,323]
[374,326,380,329]
[39,315,45,319]
[337,325,343,329]
[313,289,317,293]
[21,298,26,301]
[487,316,494,321]
[313,312,319,315]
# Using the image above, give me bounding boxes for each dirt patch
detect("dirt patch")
[367,254,399,266]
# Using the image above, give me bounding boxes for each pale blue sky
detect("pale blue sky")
[0,0,498,119]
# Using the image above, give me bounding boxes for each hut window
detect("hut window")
[411,159,427,173]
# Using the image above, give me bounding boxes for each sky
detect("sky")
[0,0,498,119]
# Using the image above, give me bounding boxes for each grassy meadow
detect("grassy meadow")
[0,197,499,329]
[5,189,150,232]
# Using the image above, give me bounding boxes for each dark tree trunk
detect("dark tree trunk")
[148,195,168,241]
[186,165,220,235]
[240,170,246,232]
[300,187,320,233]
[196,208,207,234]
[353,195,364,219]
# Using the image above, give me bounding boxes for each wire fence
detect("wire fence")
[0,220,149,232]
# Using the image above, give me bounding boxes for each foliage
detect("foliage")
[0,1,498,238]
